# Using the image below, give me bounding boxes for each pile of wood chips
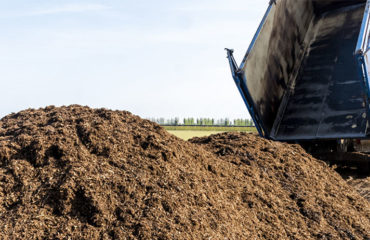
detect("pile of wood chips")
[0,105,368,239]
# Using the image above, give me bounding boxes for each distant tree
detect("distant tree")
[220,118,224,126]
[234,119,240,126]
[224,118,229,126]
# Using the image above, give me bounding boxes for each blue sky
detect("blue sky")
[0,0,267,119]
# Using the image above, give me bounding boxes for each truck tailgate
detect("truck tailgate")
[227,0,370,141]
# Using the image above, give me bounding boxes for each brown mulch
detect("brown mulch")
[0,105,368,239]
[347,177,370,202]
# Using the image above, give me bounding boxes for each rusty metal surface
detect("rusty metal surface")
[274,4,367,140]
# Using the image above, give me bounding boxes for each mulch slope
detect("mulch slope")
[347,177,370,202]
[0,105,368,239]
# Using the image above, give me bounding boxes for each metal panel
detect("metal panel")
[227,0,370,141]
[240,0,315,136]
[274,4,368,140]
[356,0,370,109]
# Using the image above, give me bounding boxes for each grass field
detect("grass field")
[167,130,226,140]
[163,125,257,132]
[163,126,257,140]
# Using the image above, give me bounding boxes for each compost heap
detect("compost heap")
[347,177,370,202]
[0,106,369,240]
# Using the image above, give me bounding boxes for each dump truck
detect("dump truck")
[226,0,370,153]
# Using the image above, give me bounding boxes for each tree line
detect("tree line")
[147,117,255,127]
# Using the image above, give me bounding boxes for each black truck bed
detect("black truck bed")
[274,5,367,140]
[227,0,370,141]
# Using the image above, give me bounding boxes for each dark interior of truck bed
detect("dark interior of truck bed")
[274,4,367,140]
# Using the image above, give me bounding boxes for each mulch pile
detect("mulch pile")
[0,105,368,239]
[347,177,370,202]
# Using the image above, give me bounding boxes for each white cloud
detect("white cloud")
[29,3,110,16]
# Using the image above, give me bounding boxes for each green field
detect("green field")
[163,125,256,131]
[163,126,257,140]
[167,130,226,140]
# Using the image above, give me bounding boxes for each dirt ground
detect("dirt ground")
[0,105,369,239]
